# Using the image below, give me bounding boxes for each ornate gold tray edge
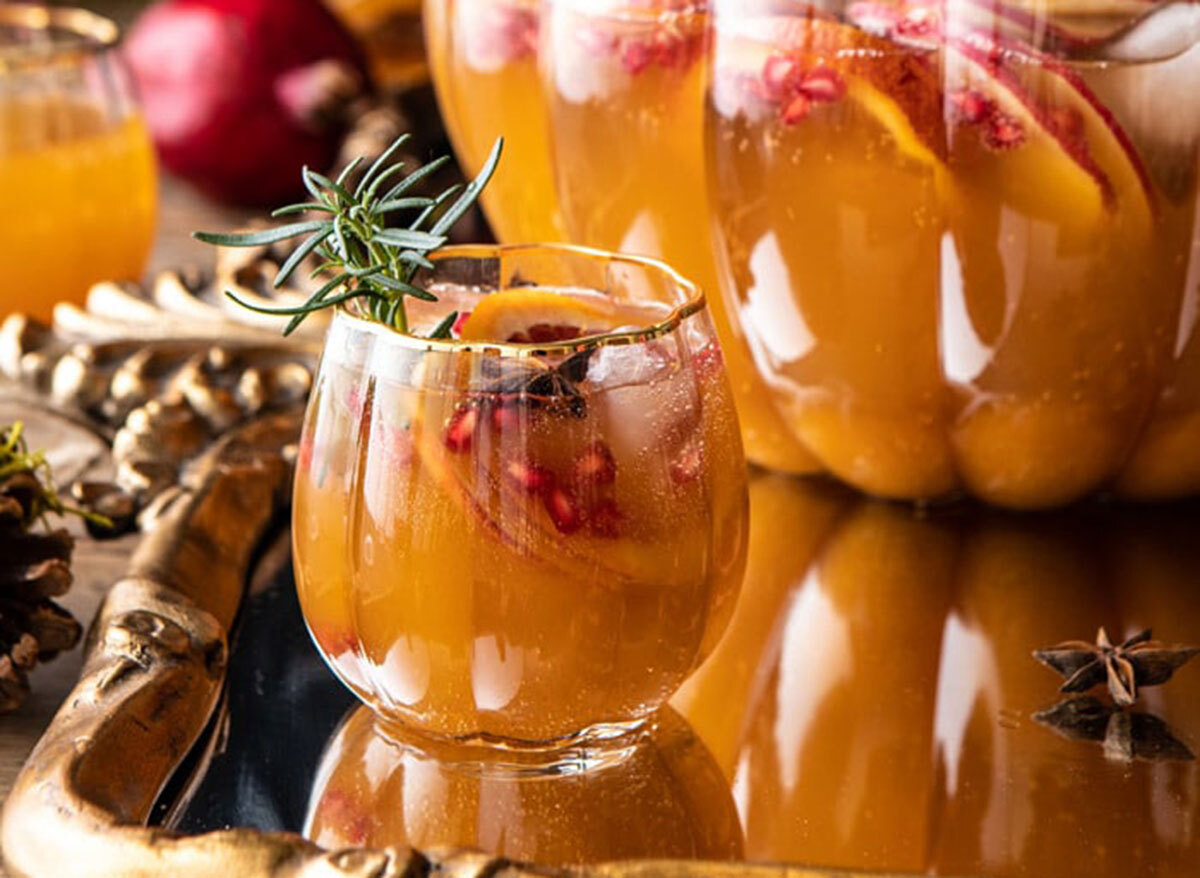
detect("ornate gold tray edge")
[0,276,912,878]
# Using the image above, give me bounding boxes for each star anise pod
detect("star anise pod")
[1033,696,1194,763]
[472,351,592,418]
[1034,627,1199,707]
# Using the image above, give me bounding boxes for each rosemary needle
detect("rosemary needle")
[195,135,503,337]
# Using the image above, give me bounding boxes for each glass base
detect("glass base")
[372,716,651,776]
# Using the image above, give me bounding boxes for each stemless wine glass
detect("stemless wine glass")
[293,244,748,760]
[0,4,157,321]
[706,0,1200,507]
[541,0,819,474]
[423,0,565,241]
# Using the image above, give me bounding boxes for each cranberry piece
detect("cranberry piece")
[451,311,472,337]
[544,485,583,534]
[443,406,479,453]
[573,440,617,486]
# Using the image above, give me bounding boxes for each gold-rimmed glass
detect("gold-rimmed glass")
[293,243,748,762]
[0,4,157,322]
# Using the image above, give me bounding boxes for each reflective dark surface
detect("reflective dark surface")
[166,475,1200,875]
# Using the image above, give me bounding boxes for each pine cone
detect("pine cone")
[0,469,83,713]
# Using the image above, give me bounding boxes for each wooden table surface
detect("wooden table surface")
[0,176,254,843]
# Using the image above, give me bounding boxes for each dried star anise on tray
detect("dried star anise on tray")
[0,422,92,713]
[1034,696,1194,763]
[1033,627,1199,707]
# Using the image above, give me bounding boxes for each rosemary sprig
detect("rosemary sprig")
[0,422,111,530]
[194,134,503,337]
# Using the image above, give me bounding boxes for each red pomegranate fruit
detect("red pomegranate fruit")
[124,0,370,206]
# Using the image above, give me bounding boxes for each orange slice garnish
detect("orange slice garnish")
[457,289,622,343]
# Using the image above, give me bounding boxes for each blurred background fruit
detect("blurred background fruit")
[123,0,370,206]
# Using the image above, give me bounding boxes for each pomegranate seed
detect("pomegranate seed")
[544,485,583,534]
[781,93,812,125]
[506,459,555,495]
[983,111,1026,150]
[797,68,846,104]
[443,406,479,453]
[490,403,521,432]
[573,440,617,486]
[587,497,623,538]
[652,30,684,69]
[670,442,704,485]
[451,310,472,337]
[761,54,799,102]
[621,39,654,75]
[949,88,992,125]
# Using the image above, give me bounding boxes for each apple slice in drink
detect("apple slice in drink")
[945,32,1154,235]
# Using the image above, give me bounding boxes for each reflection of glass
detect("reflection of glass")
[542,0,818,474]
[706,1,1200,507]
[425,0,564,241]
[0,4,157,322]
[675,472,1200,876]
[304,705,743,863]
[293,245,747,760]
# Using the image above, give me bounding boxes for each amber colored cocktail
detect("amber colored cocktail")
[425,0,565,241]
[707,0,1200,506]
[294,245,747,751]
[0,6,157,321]
[543,0,819,474]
